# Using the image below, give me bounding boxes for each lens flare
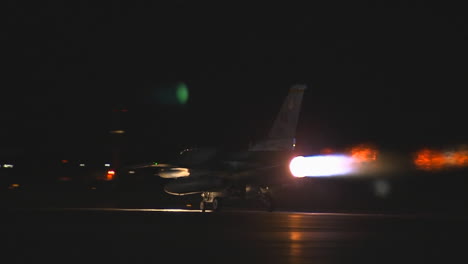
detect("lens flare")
[176,82,189,104]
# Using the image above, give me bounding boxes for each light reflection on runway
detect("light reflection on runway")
[56,208,213,213]
[25,207,457,219]
[3,207,468,264]
[23,207,407,217]
[288,215,305,263]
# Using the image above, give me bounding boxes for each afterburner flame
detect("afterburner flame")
[414,146,468,170]
[290,144,380,177]
[450,150,468,167]
[349,144,378,162]
[289,155,355,177]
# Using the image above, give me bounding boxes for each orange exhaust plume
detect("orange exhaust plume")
[414,149,445,170]
[349,144,378,163]
[414,146,468,170]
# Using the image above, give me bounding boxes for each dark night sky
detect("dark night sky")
[3,2,468,161]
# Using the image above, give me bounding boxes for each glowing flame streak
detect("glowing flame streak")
[350,145,378,162]
[452,150,468,167]
[414,149,445,170]
[413,148,468,171]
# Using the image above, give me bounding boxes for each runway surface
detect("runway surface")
[2,208,468,264]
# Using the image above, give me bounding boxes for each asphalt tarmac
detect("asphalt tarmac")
[2,208,468,264]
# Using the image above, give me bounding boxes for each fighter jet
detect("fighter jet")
[133,84,306,211]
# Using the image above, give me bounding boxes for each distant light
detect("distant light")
[106,170,116,181]
[128,170,135,174]
[289,155,355,177]
[3,164,14,168]
[61,160,69,164]
[8,183,20,189]
[79,163,85,167]
[186,204,192,207]
[58,176,72,181]
[104,163,111,167]
[153,162,158,165]
[110,130,125,134]
[176,82,189,104]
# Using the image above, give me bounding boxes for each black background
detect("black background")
[4,2,468,163]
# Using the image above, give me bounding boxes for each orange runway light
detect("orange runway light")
[106,170,116,181]
[8,183,20,189]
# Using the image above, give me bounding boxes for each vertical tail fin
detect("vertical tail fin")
[248,84,306,151]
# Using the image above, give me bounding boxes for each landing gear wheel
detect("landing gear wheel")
[258,188,274,212]
[200,201,207,212]
[212,198,220,212]
[263,194,275,212]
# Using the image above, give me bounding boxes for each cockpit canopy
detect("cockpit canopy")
[177,147,218,166]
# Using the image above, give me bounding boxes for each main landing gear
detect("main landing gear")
[200,192,223,212]
[199,186,275,212]
[258,186,275,212]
